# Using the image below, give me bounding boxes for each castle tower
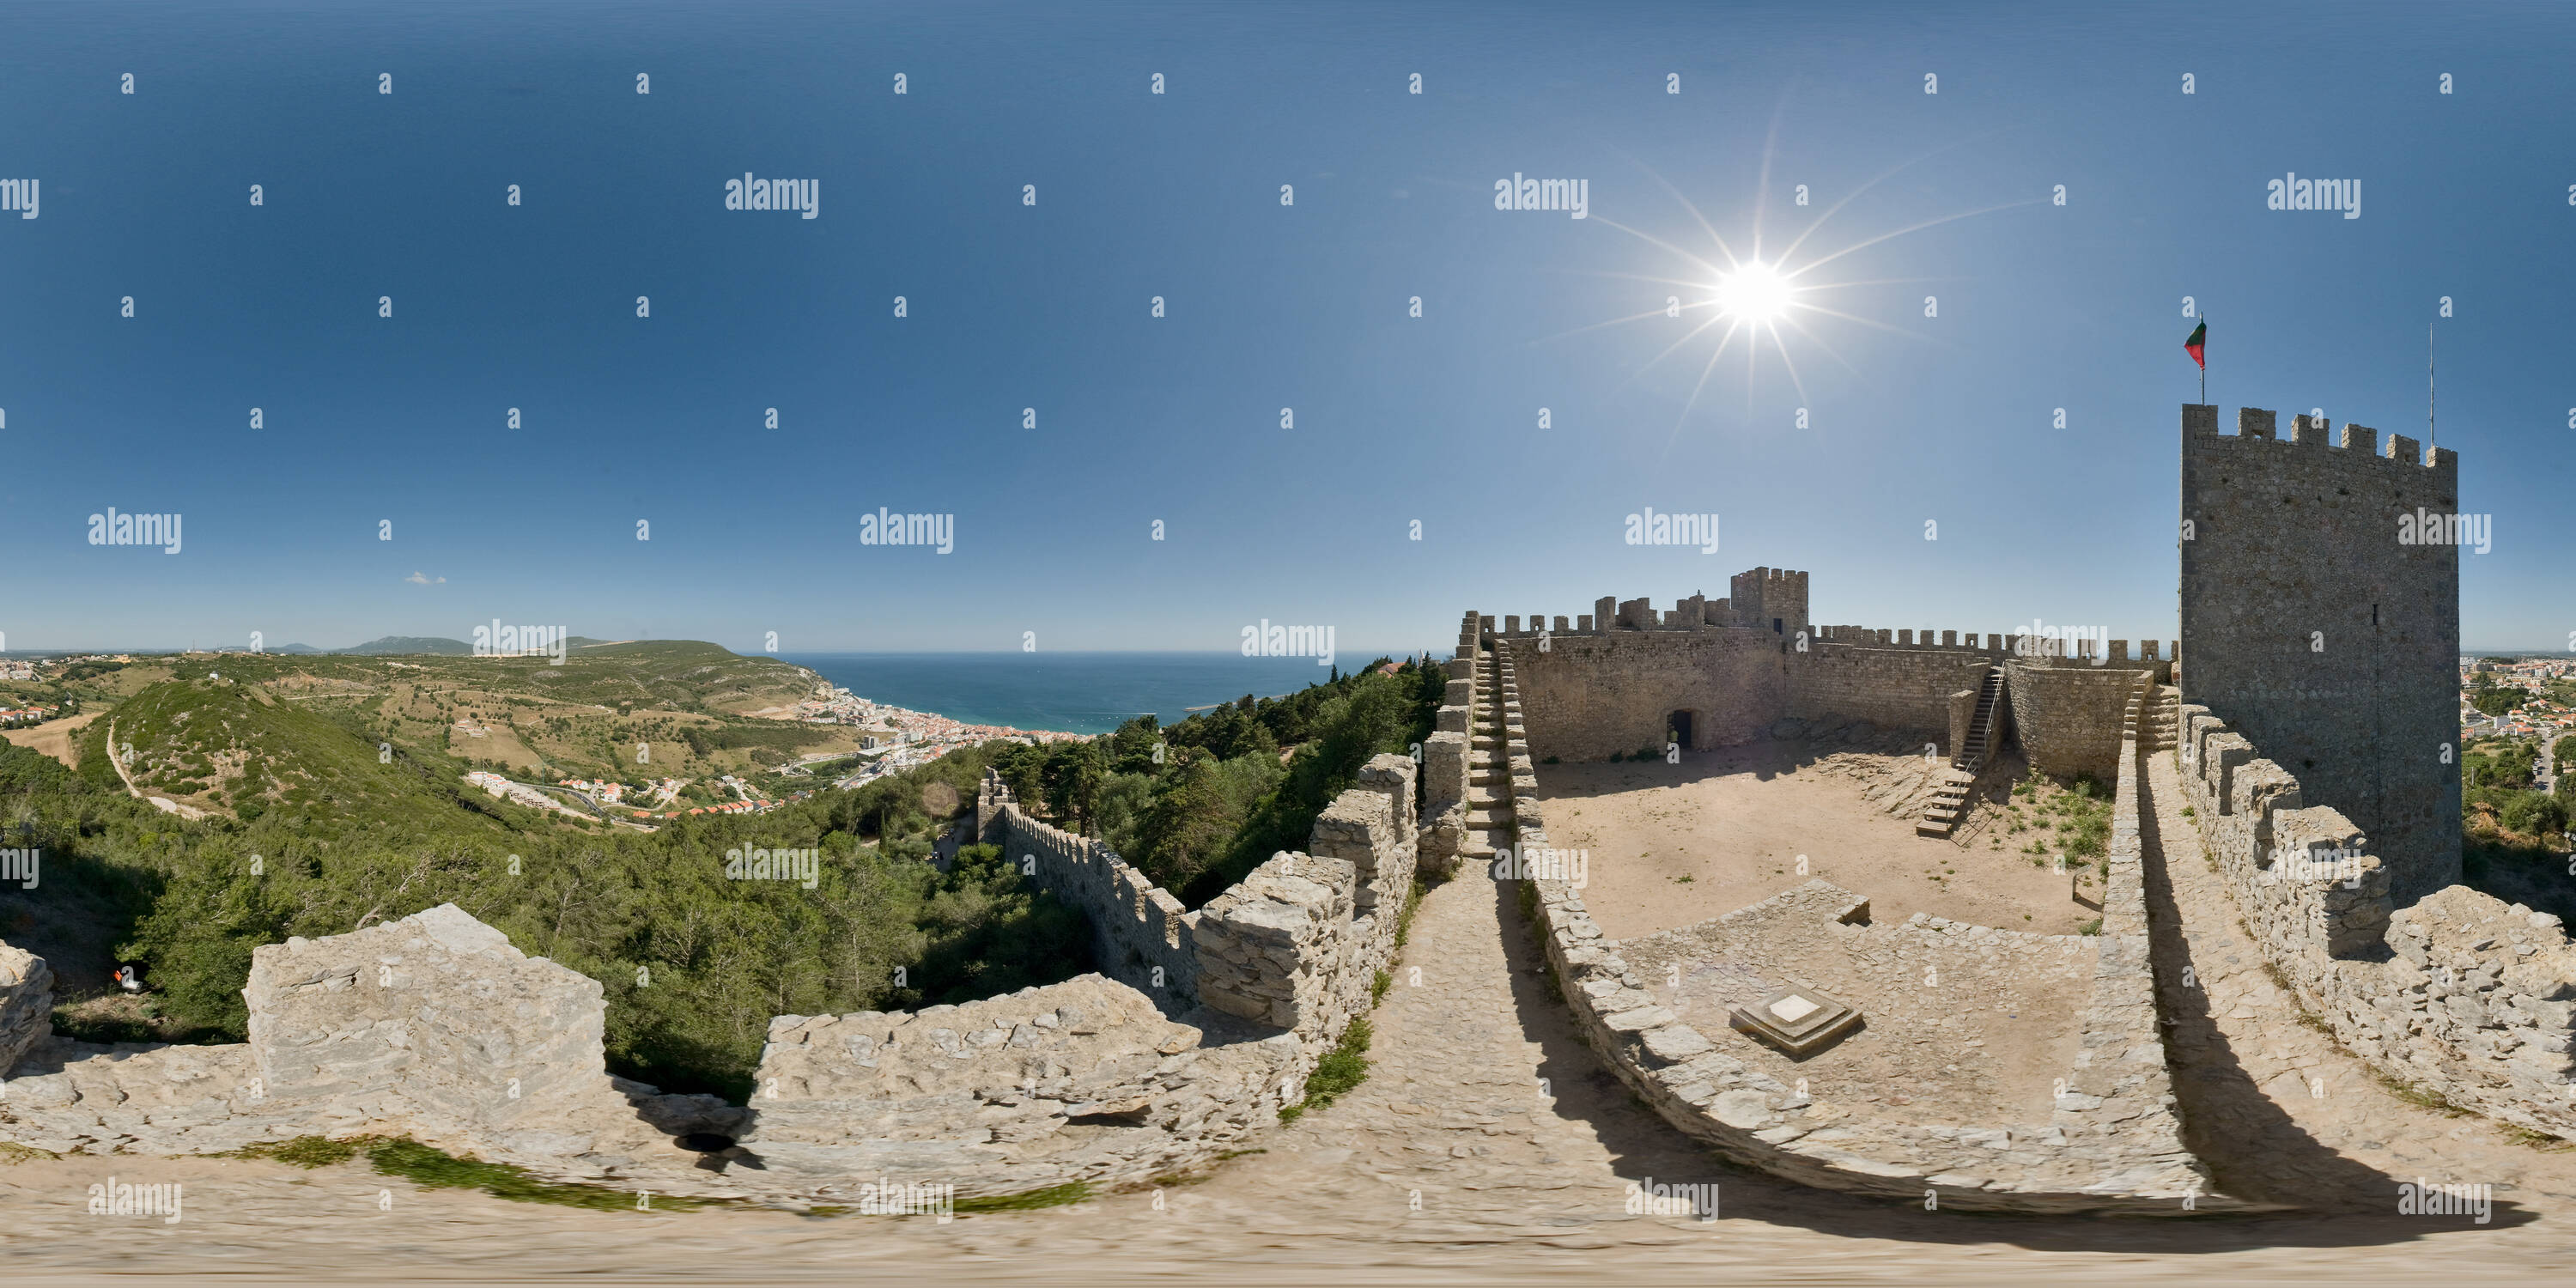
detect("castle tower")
[1727,567,1811,638]
[2178,404,2462,903]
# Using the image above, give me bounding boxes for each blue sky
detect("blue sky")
[4,1,2571,654]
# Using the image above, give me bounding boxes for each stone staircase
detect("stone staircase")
[1917,665,2003,839]
[1461,644,1520,863]
[2140,683,2181,750]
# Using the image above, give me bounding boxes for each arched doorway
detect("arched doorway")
[1666,709,1695,752]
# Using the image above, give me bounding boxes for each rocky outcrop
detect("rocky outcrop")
[0,941,50,1076]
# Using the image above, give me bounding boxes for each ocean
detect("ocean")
[779,652,1413,735]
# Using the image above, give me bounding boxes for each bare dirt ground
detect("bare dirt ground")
[1536,738,2099,941]
[2,711,97,768]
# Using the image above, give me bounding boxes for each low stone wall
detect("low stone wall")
[745,975,1294,1196]
[2007,662,2150,783]
[2178,704,2576,1136]
[758,758,1419,1192]
[1494,640,2227,1212]
[980,772,1202,1012]
[1789,643,1997,736]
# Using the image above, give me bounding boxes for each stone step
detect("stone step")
[1467,809,1513,829]
[1461,829,1510,858]
[1467,786,1508,807]
[1915,819,1955,838]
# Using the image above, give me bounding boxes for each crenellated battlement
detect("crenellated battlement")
[2183,404,2458,480]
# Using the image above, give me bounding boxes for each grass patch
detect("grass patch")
[1393,873,1435,951]
[1279,1018,1372,1125]
[231,1135,367,1169]
[230,1135,708,1212]
[954,1181,1092,1212]
[2368,1069,2471,1117]
[2075,917,2103,936]
[2504,1124,2574,1151]
[0,1140,58,1164]
[1370,968,1392,1005]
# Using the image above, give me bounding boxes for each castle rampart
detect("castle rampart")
[1482,577,2172,767]
[2178,705,2576,1136]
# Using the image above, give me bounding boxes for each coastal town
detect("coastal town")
[768,679,1090,787]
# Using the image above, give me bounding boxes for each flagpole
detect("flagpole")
[2428,319,2437,453]
[2202,312,2208,404]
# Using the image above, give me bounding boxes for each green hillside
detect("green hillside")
[340,635,472,655]
[88,677,518,836]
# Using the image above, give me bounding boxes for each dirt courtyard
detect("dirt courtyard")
[1532,737,2100,940]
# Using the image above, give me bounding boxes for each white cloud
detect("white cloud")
[404,572,447,586]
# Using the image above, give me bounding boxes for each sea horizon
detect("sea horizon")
[780,649,1436,736]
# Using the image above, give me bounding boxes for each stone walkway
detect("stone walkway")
[2141,748,2576,1212]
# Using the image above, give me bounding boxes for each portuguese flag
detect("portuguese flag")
[2184,320,2207,369]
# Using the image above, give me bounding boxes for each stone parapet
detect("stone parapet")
[2178,703,2576,1135]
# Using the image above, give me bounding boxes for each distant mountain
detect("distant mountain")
[338,636,473,656]
[269,643,324,654]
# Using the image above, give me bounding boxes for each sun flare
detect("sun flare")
[1714,260,1793,323]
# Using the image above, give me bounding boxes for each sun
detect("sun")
[1547,149,2044,441]
[1714,260,1794,323]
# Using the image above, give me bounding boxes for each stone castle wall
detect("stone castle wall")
[2178,704,2576,1137]
[2179,404,2463,903]
[980,773,1201,1012]
[1483,578,2163,765]
[1788,641,1996,738]
[2006,662,2150,782]
[1510,627,1785,760]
